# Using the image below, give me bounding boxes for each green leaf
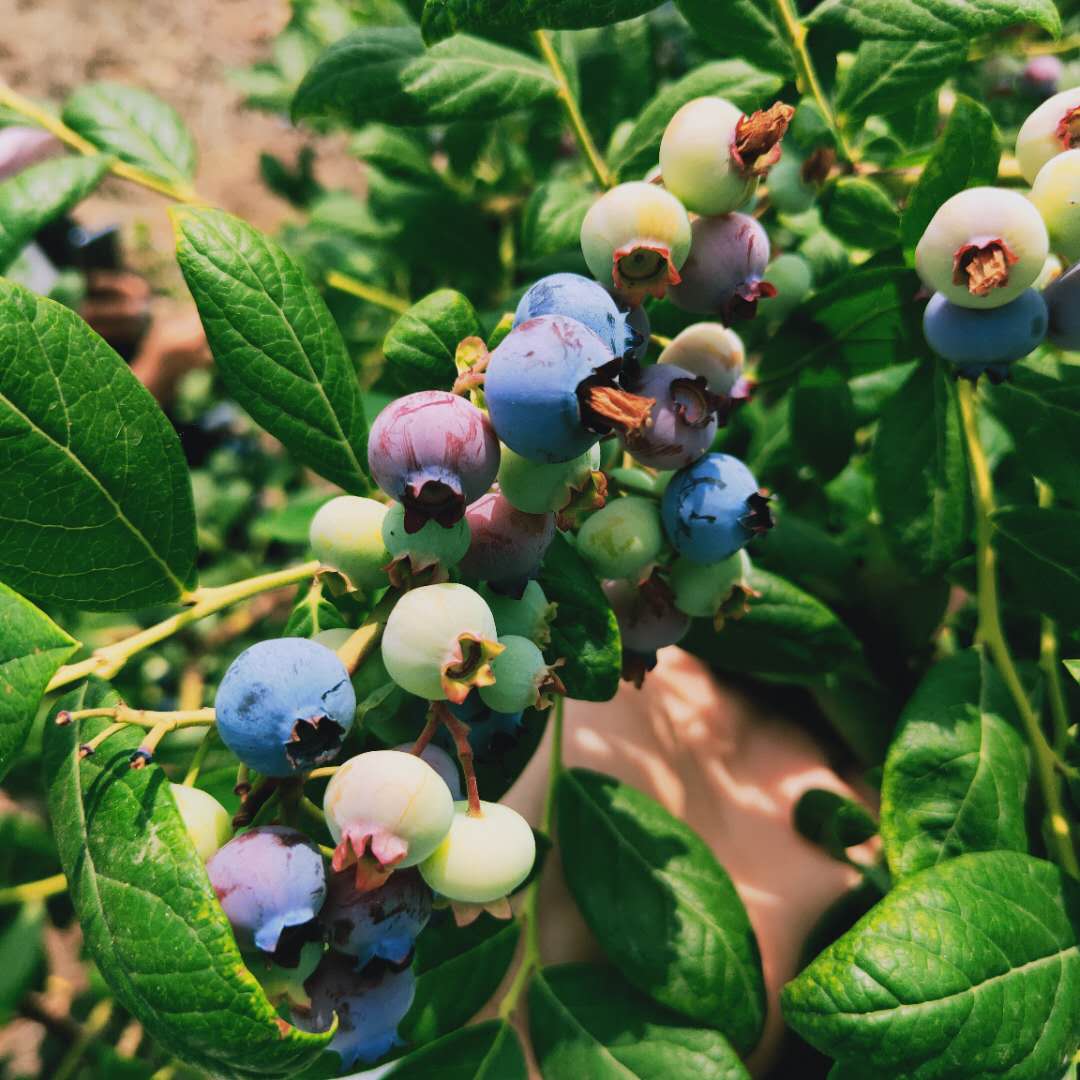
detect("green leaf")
[612,60,784,180]
[819,177,900,251]
[421,0,664,42]
[529,964,751,1080]
[174,206,370,493]
[901,96,1000,257]
[0,583,78,779]
[521,180,595,260]
[381,289,481,396]
[292,27,556,128]
[537,533,621,702]
[794,789,878,860]
[880,651,1029,880]
[789,371,857,482]
[808,0,1061,39]
[1065,660,1080,686]
[992,506,1080,627]
[282,580,346,638]
[782,851,1080,1080]
[0,904,45,1024]
[0,280,197,608]
[44,683,334,1078]
[557,768,765,1052]
[386,1020,526,1079]
[401,916,520,1045]
[835,39,967,123]
[871,357,969,576]
[62,82,197,186]
[251,491,334,545]
[675,0,794,76]
[0,154,110,273]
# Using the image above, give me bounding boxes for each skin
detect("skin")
[483,647,875,1077]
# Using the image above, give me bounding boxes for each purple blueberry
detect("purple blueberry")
[294,952,415,1068]
[668,213,776,321]
[620,363,718,470]
[1043,260,1080,349]
[484,315,652,464]
[456,491,556,591]
[603,576,691,686]
[319,867,432,968]
[923,288,1047,381]
[214,638,356,777]
[661,453,773,564]
[1023,56,1064,98]
[514,273,639,359]
[207,826,327,954]
[367,391,500,531]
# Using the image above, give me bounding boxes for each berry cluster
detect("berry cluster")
[918,87,1080,379]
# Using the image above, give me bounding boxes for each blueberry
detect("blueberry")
[766,147,815,214]
[308,495,389,591]
[419,801,535,904]
[761,252,813,326]
[170,783,230,862]
[391,742,463,800]
[1042,259,1080,349]
[320,867,432,968]
[660,97,794,217]
[923,288,1047,380]
[915,187,1048,309]
[1030,148,1080,263]
[381,500,471,586]
[485,314,651,464]
[602,576,691,685]
[658,322,747,399]
[604,284,651,363]
[207,826,327,953]
[1022,55,1064,99]
[620,363,718,471]
[479,579,557,647]
[580,182,692,301]
[661,453,773,564]
[479,634,561,714]
[215,638,356,777]
[367,391,499,531]
[514,273,638,359]
[381,583,501,703]
[576,495,665,581]
[1016,86,1080,183]
[457,492,556,592]
[293,952,415,1068]
[497,443,604,516]
[670,550,754,621]
[668,213,776,321]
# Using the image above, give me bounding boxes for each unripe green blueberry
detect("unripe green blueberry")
[670,550,752,619]
[479,580,557,647]
[381,583,501,702]
[309,496,390,591]
[659,323,746,397]
[381,501,471,583]
[915,187,1048,309]
[580,181,692,301]
[1030,149,1080,262]
[766,148,815,214]
[660,97,794,216]
[419,800,535,904]
[762,252,813,325]
[324,750,454,873]
[1016,86,1080,184]
[313,627,352,650]
[479,635,559,713]
[171,783,231,862]
[576,496,664,581]
[497,443,602,515]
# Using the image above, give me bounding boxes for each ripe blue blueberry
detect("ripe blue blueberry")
[484,314,652,464]
[207,826,327,954]
[308,495,389,591]
[294,953,415,1068]
[604,284,651,363]
[214,638,355,777]
[457,492,556,592]
[1016,86,1080,183]
[620,363,718,471]
[923,288,1047,380]
[367,391,499,531]
[1042,259,1080,349]
[514,273,638,359]
[661,453,773,564]
[319,867,432,968]
[668,213,776,320]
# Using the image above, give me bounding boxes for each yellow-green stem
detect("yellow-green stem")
[1037,483,1071,755]
[47,560,321,693]
[182,726,219,787]
[325,270,410,314]
[533,31,614,189]
[0,873,68,906]
[957,381,1078,877]
[63,706,215,730]
[54,999,114,1080]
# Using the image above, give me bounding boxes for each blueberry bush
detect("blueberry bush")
[1,0,1080,1077]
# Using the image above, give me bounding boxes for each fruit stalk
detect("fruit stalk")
[439,705,482,817]
[957,380,1078,877]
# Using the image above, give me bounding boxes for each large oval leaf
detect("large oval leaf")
[807,0,1060,39]
[557,768,765,1053]
[782,851,1080,1080]
[381,289,480,396]
[529,964,751,1079]
[881,650,1029,880]
[174,207,370,493]
[0,583,78,779]
[44,683,334,1078]
[0,154,111,273]
[0,280,197,609]
[674,0,793,77]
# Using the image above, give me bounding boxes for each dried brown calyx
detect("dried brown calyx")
[952,239,1018,297]
[1055,106,1080,150]
[732,102,796,176]
[800,145,836,186]
[581,382,656,437]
